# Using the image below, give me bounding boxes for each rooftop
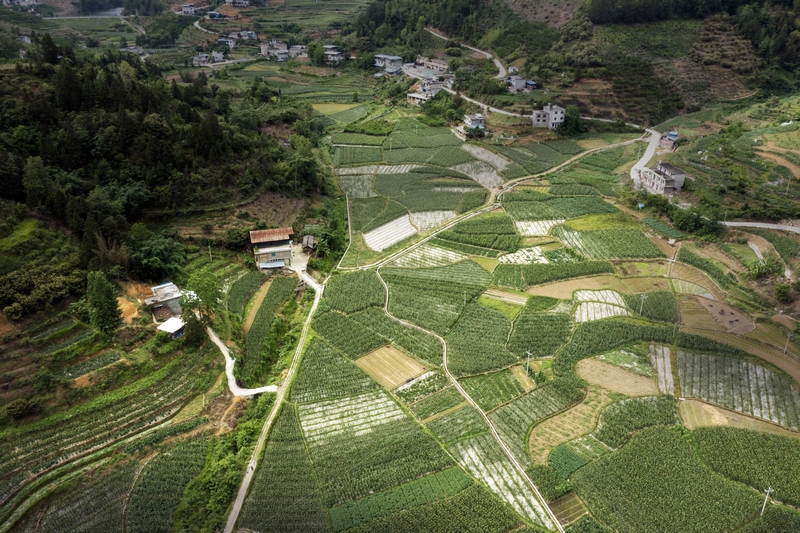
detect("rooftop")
[659,162,684,174]
[250,227,293,243]
[157,317,185,334]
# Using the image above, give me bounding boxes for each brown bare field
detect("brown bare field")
[670,263,727,300]
[575,359,659,396]
[356,345,427,389]
[526,275,630,299]
[577,139,609,150]
[550,492,589,527]
[528,387,612,464]
[696,298,755,335]
[118,297,139,324]
[679,296,726,331]
[621,276,672,293]
[242,280,271,333]
[679,399,800,437]
[511,365,536,392]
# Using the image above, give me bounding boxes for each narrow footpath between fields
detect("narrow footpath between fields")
[373,268,565,533]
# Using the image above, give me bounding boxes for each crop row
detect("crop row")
[301,401,452,507]
[572,426,761,533]
[676,247,731,289]
[237,407,329,532]
[553,320,673,375]
[450,433,554,528]
[312,311,386,358]
[409,386,464,420]
[36,461,139,533]
[227,271,268,316]
[350,308,443,366]
[332,133,386,146]
[241,276,297,383]
[290,338,379,404]
[126,437,208,533]
[643,216,685,239]
[425,405,489,444]
[552,226,664,260]
[458,370,524,412]
[0,346,212,512]
[342,484,527,533]
[329,467,472,532]
[335,146,383,166]
[324,270,385,314]
[623,291,679,323]
[676,350,800,429]
[489,376,587,464]
[693,427,800,508]
[548,435,610,478]
[382,261,492,335]
[55,350,121,379]
[593,396,678,448]
[508,312,572,359]
[446,303,516,376]
[493,261,615,290]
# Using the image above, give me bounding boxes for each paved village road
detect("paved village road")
[223,251,323,533]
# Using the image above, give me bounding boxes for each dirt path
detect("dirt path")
[373,268,563,532]
[757,145,800,178]
[485,288,528,306]
[121,455,154,533]
[242,280,272,334]
[575,359,659,396]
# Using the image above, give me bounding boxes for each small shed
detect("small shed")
[302,235,317,254]
[157,317,186,338]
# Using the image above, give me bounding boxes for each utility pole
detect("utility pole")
[639,294,648,316]
[208,244,213,263]
[463,290,466,307]
[761,487,774,516]
[389,137,393,151]
[786,174,793,194]
[784,334,793,354]
[525,350,532,377]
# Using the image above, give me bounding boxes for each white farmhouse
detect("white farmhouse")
[531,104,565,129]
[641,162,687,194]
[464,113,485,129]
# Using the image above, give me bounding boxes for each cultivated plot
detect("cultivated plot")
[575,359,659,396]
[355,345,427,389]
[498,247,549,265]
[450,434,554,529]
[676,350,800,429]
[362,215,417,251]
[409,210,457,232]
[515,220,566,236]
[298,391,407,445]
[391,243,467,268]
[648,345,675,395]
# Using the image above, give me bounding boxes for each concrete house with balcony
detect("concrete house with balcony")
[250,227,294,269]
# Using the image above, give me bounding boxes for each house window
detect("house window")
[271,253,276,257]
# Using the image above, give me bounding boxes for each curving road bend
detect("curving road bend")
[722,222,800,235]
[223,257,323,533]
[424,28,506,79]
[630,128,661,190]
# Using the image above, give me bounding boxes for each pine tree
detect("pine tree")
[86,271,122,336]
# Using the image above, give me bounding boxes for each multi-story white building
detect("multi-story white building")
[641,162,687,194]
[531,104,565,129]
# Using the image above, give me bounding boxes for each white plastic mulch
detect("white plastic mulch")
[573,290,627,307]
[514,220,565,237]
[498,247,548,265]
[391,243,467,268]
[574,302,630,323]
[460,144,511,171]
[451,161,504,188]
[363,215,418,251]
[409,210,457,232]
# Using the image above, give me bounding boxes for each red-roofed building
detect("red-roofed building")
[250,227,294,269]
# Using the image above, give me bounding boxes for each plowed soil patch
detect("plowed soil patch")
[575,358,659,396]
